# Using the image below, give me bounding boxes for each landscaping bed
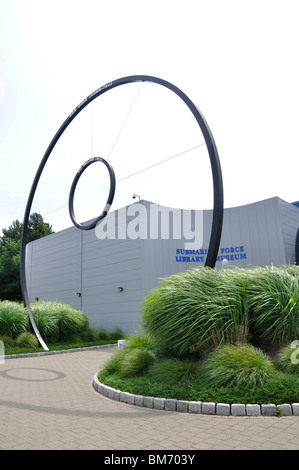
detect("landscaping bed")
[98,266,299,412]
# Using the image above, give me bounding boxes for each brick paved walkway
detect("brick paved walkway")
[0,347,298,450]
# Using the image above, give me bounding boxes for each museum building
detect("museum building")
[25,196,299,334]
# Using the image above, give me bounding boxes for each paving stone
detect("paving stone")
[246,404,261,416]
[164,399,177,412]
[261,404,277,416]
[107,387,115,399]
[177,400,189,413]
[278,404,293,416]
[144,396,154,408]
[216,403,230,416]
[202,402,216,415]
[154,398,165,410]
[189,401,202,414]
[120,391,130,403]
[2,348,299,451]
[102,385,111,397]
[134,395,144,407]
[231,404,246,416]
[113,390,120,401]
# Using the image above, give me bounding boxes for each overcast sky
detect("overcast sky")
[1,0,298,233]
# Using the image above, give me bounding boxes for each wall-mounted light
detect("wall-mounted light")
[118,287,123,292]
[35,297,39,302]
[132,193,140,201]
[76,292,82,297]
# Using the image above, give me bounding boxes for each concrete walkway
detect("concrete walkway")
[0,347,299,450]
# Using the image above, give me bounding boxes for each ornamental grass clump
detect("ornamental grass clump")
[119,348,155,378]
[246,266,299,350]
[15,331,39,348]
[141,267,249,357]
[148,358,199,385]
[0,301,29,338]
[30,301,89,342]
[99,333,156,380]
[30,302,60,341]
[201,343,277,388]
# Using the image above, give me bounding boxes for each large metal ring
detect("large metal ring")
[68,157,116,230]
[20,75,224,350]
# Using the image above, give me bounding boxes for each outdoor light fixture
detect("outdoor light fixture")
[132,193,140,201]
[118,287,124,292]
[76,292,82,297]
[35,297,39,302]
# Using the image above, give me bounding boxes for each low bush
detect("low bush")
[0,334,15,347]
[148,358,199,385]
[15,332,39,348]
[200,343,277,388]
[124,332,155,352]
[0,301,29,338]
[30,301,89,342]
[141,268,249,358]
[119,348,155,378]
[141,265,299,356]
[246,267,299,350]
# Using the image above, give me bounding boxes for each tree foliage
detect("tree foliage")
[0,212,53,247]
[0,213,54,301]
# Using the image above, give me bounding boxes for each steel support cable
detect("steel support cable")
[42,143,205,218]
[107,82,143,161]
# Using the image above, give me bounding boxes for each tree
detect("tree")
[0,213,54,300]
[0,240,21,301]
[0,212,54,248]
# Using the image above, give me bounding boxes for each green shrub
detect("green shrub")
[275,343,299,375]
[100,350,126,377]
[201,343,277,388]
[141,267,249,357]
[124,333,155,351]
[30,302,60,341]
[246,267,299,350]
[109,328,124,340]
[30,301,89,341]
[0,301,29,338]
[148,358,199,385]
[15,332,39,348]
[56,303,89,340]
[119,348,155,378]
[0,334,15,346]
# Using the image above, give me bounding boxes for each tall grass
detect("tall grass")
[0,301,29,338]
[200,343,277,388]
[246,267,299,350]
[141,266,299,356]
[141,267,249,357]
[30,301,89,341]
[148,358,199,385]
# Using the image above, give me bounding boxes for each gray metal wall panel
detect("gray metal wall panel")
[25,197,299,334]
[80,217,143,333]
[27,226,82,309]
[277,198,299,264]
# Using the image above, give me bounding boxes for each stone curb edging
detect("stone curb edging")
[3,343,116,359]
[93,374,299,417]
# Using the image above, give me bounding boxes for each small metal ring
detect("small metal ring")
[68,157,116,231]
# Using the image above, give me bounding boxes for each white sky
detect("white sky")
[0,0,298,234]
